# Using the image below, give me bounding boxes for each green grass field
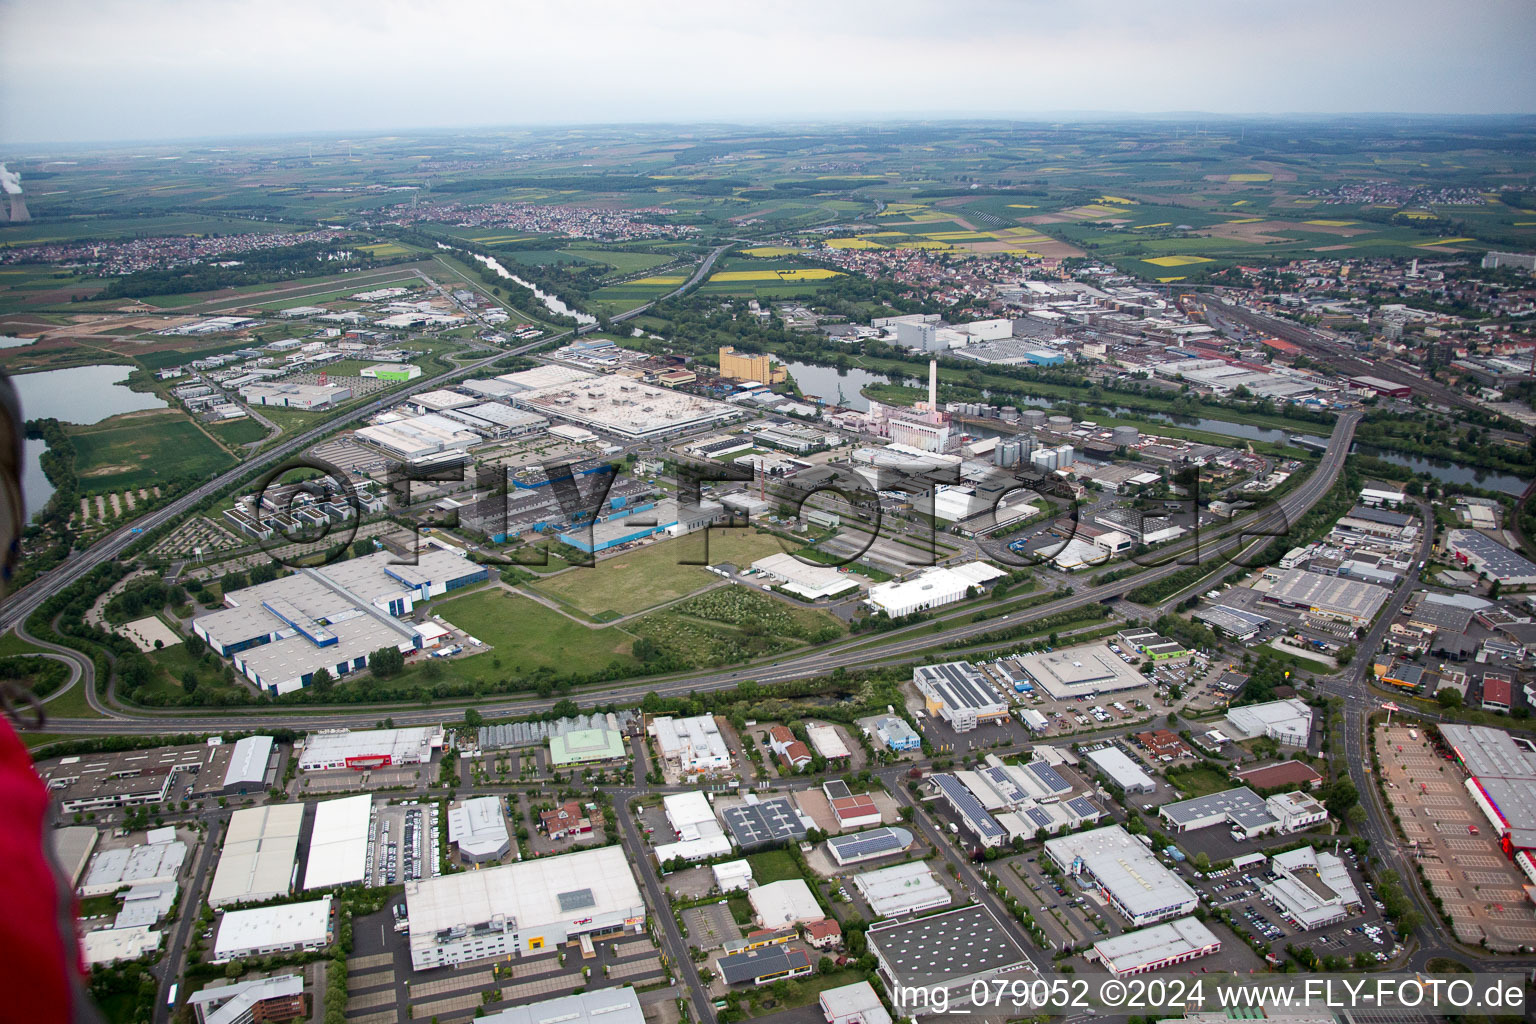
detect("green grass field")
[209,417,268,446]
[429,587,638,675]
[529,529,789,619]
[70,413,234,491]
[1165,765,1233,798]
[746,848,803,884]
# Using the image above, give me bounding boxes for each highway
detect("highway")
[27,411,1360,734]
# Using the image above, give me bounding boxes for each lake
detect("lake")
[470,253,597,326]
[15,364,168,424]
[23,437,52,523]
[0,336,37,349]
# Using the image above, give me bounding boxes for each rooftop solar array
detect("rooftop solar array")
[1027,761,1072,794]
[980,766,1028,804]
[1025,807,1052,829]
[914,662,1003,711]
[827,827,915,864]
[1067,796,1102,819]
[822,779,852,800]
[931,774,1006,841]
[722,797,806,848]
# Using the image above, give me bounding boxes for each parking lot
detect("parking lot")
[1374,723,1536,951]
[370,801,438,887]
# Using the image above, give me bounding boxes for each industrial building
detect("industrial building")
[81,837,187,898]
[1260,568,1389,626]
[208,803,304,907]
[866,562,1005,618]
[221,736,275,794]
[806,723,852,761]
[750,552,860,600]
[852,861,951,918]
[303,794,373,890]
[1090,917,1221,978]
[1084,746,1157,795]
[187,974,306,1024]
[557,497,725,555]
[722,797,809,848]
[1223,699,1314,747]
[712,860,754,892]
[1444,530,1536,587]
[1263,847,1362,930]
[1045,826,1198,927]
[717,944,814,986]
[479,987,644,1024]
[867,905,1027,1003]
[819,981,892,1024]
[509,375,740,440]
[355,414,480,461]
[82,925,163,967]
[51,827,98,889]
[548,723,628,766]
[719,346,787,384]
[748,879,824,928]
[656,791,732,863]
[912,661,1008,732]
[929,773,1008,847]
[1440,724,1536,856]
[448,796,511,863]
[240,381,352,410]
[1160,787,1279,837]
[213,897,333,962]
[1265,791,1330,832]
[37,741,244,813]
[297,725,445,772]
[826,827,915,867]
[193,550,490,695]
[874,716,921,751]
[1194,604,1271,642]
[404,846,644,970]
[649,715,732,775]
[1011,642,1148,700]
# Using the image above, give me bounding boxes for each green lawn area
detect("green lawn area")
[1165,765,1233,798]
[70,412,234,492]
[0,632,48,657]
[429,587,639,676]
[209,417,268,446]
[529,529,789,620]
[746,848,803,884]
[558,248,676,275]
[742,968,867,1018]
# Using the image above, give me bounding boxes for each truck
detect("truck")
[948,823,960,835]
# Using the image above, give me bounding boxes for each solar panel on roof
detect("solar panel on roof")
[1067,797,1100,818]
[1026,807,1052,828]
[1027,761,1071,794]
[932,774,1005,839]
[829,828,905,861]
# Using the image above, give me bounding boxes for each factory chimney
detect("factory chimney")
[0,164,29,223]
[928,359,937,410]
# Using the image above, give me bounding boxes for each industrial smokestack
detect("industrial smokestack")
[928,359,937,410]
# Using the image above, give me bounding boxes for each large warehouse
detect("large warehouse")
[213,897,333,962]
[1441,724,1536,856]
[1259,568,1389,626]
[404,846,644,970]
[303,794,373,890]
[866,563,1005,618]
[1223,699,1314,747]
[913,662,1008,732]
[1012,643,1147,700]
[1262,847,1362,930]
[1084,746,1157,795]
[1444,530,1536,587]
[1090,917,1221,978]
[509,375,740,440]
[298,725,445,772]
[193,550,490,695]
[208,803,304,907]
[867,905,1028,1003]
[1045,825,1198,927]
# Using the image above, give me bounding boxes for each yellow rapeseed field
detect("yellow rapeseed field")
[709,269,844,282]
[1143,255,1214,267]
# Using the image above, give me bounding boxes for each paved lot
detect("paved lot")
[1375,723,1536,951]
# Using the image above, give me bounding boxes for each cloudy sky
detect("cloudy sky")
[2,0,1533,145]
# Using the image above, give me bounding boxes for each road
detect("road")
[27,411,1360,735]
[1,241,733,641]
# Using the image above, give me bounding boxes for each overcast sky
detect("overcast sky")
[2,0,1533,145]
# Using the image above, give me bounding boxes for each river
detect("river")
[470,253,597,326]
[1353,444,1527,496]
[783,361,890,411]
[23,437,52,523]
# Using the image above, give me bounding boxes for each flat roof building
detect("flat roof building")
[51,826,98,889]
[1440,723,1536,854]
[1012,642,1148,700]
[875,716,921,752]
[298,725,444,772]
[1084,746,1157,795]
[1445,530,1536,587]
[304,794,372,891]
[749,879,823,928]
[1160,787,1278,837]
[479,987,644,1024]
[1263,847,1361,930]
[448,796,511,863]
[509,375,740,440]
[37,741,237,813]
[722,797,809,849]
[1091,917,1220,978]
[214,897,332,962]
[826,827,915,867]
[208,803,304,907]
[717,944,814,986]
[929,773,1008,847]
[913,662,1008,733]
[1045,826,1198,927]
[404,846,644,970]
[853,861,952,918]
[868,905,1028,1008]
[1261,568,1389,626]
[1232,760,1323,791]
[819,981,892,1024]
[81,839,187,898]
[866,563,1005,618]
[548,725,627,766]
[187,974,306,1024]
[649,715,732,775]
[221,736,274,793]
[1224,699,1313,747]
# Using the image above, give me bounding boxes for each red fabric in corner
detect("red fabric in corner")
[0,716,77,1023]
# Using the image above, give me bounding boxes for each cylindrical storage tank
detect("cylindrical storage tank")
[1056,445,1075,467]
[1047,414,1072,433]
[1019,434,1038,457]
[1020,409,1047,430]
[1111,425,1140,447]
[994,439,1022,467]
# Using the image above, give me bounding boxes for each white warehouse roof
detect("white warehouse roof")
[209,803,304,907]
[303,795,372,890]
[749,879,823,928]
[214,896,331,961]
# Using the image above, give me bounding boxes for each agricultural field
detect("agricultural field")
[208,417,268,446]
[69,411,235,492]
